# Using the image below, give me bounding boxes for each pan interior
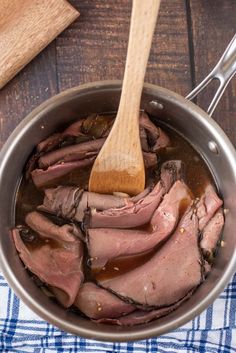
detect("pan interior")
[0,82,235,341]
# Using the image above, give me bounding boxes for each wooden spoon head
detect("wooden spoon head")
[89,167,145,196]
[89,131,145,195]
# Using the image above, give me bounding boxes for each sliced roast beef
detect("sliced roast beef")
[39,186,131,222]
[85,182,163,230]
[39,187,83,220]
[200,208,224,261]
[130,186,151,203]
[97,290,193,325]
[88,160,184,229]
[37,132,64,154]
[13,108,227,326]
[105,306,176,326]
[74,282,134,319]
[98,307,173,326]
[37,119,85,153]
[139,126,149,152]
[38,138,105,169]
[150,180,192,228]
[197,184,223,231]
[139,112,170,152]
[62,119,86,137]
[76,283,191,326]
[142,152,157,169]
[31,158,96,188]
[80,114,114,138]
[25,211,82,242]
[37,115,114,154]
[30,113,168,188]
[28,116,109,175]
[98,206,203,309]
[12,212,84,308]
[87,180,192,269]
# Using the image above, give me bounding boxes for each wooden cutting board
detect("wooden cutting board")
[0,0,79,89]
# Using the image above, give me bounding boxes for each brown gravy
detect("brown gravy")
[15,118,214,283]
[93,247,158,282]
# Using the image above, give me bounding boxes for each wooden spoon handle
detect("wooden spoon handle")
[89,0,161,195]
[117,0,161,121]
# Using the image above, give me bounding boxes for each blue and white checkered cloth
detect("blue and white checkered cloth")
[0,273,235,353]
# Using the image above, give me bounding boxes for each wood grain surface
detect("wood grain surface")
[0,0,79,89]
[0,0,235,151]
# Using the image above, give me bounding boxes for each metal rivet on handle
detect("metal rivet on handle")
[148,100,164,110]
[208,141,219,154]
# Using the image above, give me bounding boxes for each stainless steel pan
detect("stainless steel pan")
[0,35,235,342]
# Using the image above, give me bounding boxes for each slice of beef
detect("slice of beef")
[39,186,131,222]
[25,152,42,179]
[37,119,85,153]
[28,116,105,175]
[74,282,134,319]
[38,138,105,169]
[88,227,154,269]
[62,119,86,136]
[98,206,203,309]
[37,133,64,154]
[139,112,170,152]
[104,306,175,326]
[150,180,192,229]
[97,290,193,325]
[76,192,130,222]
[88,160,184,229]
[38,187,83,220]
[139,126,149,152]
[12,212,84,308]
[130,186,151,203]
[37,115,113,154]
[80,114,114,138]
[25,211,82,242]
[200,208,224,262]
[143,152,157,169]
[31,157,96,188]
[196,184,223,231]
[87,182,163,230]
[87,180,192,269]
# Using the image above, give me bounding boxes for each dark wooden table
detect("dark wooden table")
[0,0,235,150]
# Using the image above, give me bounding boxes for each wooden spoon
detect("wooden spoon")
[89,0,161,195]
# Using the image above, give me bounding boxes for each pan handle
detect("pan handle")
[186,34,236,116]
